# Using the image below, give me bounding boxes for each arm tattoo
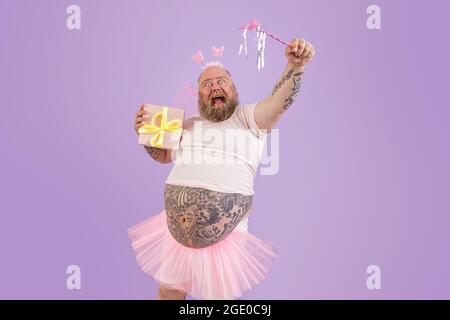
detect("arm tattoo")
[283,71,303,110]
[144,145,165,162]
[272,68,294,96]
[164,184,253,248]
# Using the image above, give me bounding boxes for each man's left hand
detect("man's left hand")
[285,38,316,69]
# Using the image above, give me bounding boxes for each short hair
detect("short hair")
[197,61,232,84]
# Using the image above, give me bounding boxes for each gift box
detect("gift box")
[137,104,184,150]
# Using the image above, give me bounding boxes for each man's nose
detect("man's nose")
[211,86,222,93]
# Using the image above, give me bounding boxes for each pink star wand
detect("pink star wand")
[238,19,291,47]
[238,19,293,71]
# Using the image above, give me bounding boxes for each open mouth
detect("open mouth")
[210,95,226,107]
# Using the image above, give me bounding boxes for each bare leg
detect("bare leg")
[156,284,187,300]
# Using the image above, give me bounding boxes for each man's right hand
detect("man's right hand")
[134,104,172,164]
[134,104,149,135]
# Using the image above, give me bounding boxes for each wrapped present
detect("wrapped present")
[137,104,184,150]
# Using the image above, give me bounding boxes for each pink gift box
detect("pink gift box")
[137,104,184,150]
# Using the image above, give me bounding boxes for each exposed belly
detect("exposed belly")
[164,184,253,248]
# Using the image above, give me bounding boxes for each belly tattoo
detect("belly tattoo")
[164,184,253,248]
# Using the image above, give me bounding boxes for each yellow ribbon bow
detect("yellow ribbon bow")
[138,106,182,148]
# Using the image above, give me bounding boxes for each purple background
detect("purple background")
[1,0,449,299]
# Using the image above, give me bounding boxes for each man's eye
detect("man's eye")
[205,83,212,87]
[219,80,225,85]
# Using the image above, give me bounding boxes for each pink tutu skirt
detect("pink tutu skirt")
[127,210,279,300]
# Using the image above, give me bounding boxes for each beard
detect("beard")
[198,90,239,122]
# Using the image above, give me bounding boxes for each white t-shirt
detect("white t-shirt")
[166,102,267,195]
[165,103,268,230]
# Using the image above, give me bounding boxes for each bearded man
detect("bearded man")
[129,38,315,300]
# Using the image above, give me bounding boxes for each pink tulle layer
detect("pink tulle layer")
[127,210,278,300]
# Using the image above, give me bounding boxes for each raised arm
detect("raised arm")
[255,38,315,131]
